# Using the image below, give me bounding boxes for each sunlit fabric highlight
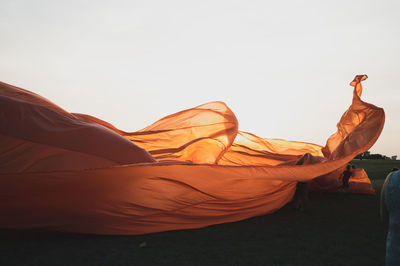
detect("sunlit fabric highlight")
[0,75,384,235]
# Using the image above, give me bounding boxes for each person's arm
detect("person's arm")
[381,173,391,231]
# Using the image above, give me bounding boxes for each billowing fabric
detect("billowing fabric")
[385,170,400,266]
[0,75,384,235]
[308,167,376,195]
[348,168,376,195]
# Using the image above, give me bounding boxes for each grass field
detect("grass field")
[1,160,399,266]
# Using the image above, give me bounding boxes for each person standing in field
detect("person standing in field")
[293,154,310,211]
[340,164,353,192]
[381,168,400,266]
[293,181,308,211]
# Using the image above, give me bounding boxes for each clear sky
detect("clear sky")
[1,0,399,157]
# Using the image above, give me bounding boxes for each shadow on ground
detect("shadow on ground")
[0,189,385,266]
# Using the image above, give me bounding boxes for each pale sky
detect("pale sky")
[1,0,399,157]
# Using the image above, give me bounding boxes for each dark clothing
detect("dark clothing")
[342,169,352,188]
[295,182,309,201]
[293,182,308,211]
[385,170,400,265]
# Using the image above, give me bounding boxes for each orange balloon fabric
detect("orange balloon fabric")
[0,75,384,235]
[348,168,376,195]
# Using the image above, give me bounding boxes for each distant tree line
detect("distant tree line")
[355,151,397,160]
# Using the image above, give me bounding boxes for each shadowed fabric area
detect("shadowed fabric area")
[0,75,384,235]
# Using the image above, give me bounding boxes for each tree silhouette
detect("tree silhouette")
[355,150,396,160]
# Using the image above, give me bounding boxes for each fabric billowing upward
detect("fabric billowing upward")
[0,75,384,235]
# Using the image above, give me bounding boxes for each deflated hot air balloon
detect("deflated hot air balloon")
[0,75,384,235]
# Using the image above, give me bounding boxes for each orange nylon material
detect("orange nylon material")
[0,75,384,235]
